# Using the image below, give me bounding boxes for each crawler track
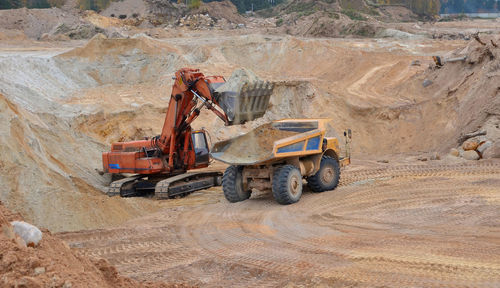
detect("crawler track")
[58,162,500,287]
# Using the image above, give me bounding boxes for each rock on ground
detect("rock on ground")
[477,141,492,154]
[462,139,480,151]
[11,221,42,247]
[462,150,480,160]
[483,141,500,159]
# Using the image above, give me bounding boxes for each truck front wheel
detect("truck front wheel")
[222,165,251,203]
[307,156,340,192]
[272,165,303,205]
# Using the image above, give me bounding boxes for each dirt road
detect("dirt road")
[58,161,500,287]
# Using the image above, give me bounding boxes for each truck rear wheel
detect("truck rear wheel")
[307,156,340,192]
[222,165,251,203]
[272,165,303,205]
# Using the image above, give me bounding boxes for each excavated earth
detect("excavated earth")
[0,22,499,287]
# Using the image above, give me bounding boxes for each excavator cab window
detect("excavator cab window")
[192,131,209,165]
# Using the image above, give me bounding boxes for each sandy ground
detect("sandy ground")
[57,160,500,287]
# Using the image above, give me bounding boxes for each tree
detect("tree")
[0,0,12,9]
[484,0,495,10]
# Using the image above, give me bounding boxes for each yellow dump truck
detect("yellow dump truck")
[211,119,351,205]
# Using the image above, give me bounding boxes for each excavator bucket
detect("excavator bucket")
[217,81,274,125]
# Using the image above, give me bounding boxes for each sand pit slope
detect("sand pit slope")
[189,0,245,24]
[59,33,179,61]
[0,92,173,233]
[0,202,179,288]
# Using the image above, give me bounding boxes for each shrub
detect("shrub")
[188,0,200,9]
[341,8,366,21]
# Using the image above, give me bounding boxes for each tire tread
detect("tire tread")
[272,165,302,205]
[307,156,340,193]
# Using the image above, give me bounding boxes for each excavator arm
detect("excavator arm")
[156,68,229,154]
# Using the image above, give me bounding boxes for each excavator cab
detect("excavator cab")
[192,130,210,165]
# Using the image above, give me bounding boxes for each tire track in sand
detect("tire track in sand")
[58,162,500,287]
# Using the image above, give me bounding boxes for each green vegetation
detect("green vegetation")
[275,17,283,26]
[203,0,285,14]
[0,0,62,9]
[367,7,380,16]
[285,1,317,17]
[188,0,201,9]
[341,8,367,20]
[77,0,112,11]
[328,11,339,19]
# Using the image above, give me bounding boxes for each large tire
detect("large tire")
[307,156,340,193]
[272,165,303,205]
[222,165,251,203]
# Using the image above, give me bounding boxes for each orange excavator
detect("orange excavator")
[102,68,273,198]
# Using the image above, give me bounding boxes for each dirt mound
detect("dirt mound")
[0,28,28,42]
[213,122,298,164]
[59,33,177,60]
[0,202,176,288]
[190,0,245,24]
[0,7,146,40]
[0,7,82,39]
[100,0,147,19]
[268,0,396,38]
[378,5,418,22]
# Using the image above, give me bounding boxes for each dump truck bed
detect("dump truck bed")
[211,119,328,165]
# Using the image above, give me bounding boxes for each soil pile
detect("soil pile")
[269,0,411,38]
[0,8,141,40]
[0,7,81,39]
[190,0,245,24]
[59,33,177,60]
[213,123,298,164]
[101,0,147,19]
[0,202,177,288]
